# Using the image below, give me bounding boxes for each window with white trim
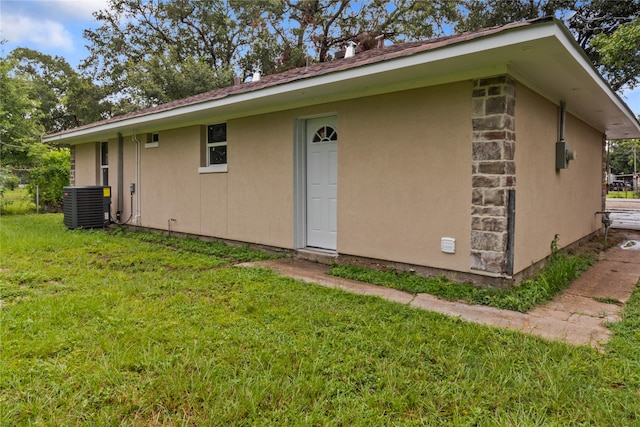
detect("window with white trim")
[199,123,227,173]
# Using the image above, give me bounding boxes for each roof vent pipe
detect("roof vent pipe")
[345,41,357,58]
[376,34,385,48]
[252,69,261,82]
[559,100,566,141]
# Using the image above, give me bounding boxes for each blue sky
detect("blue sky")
[1,0,639,119]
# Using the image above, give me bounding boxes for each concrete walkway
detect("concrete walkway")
[238,229,640,349]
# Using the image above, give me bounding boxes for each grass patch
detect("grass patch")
[606,190,640,199]
[1,214,639,425]
[329,248,595,313]
[594,296,624,306]
[111,227,280,264]
[1,188,35,215]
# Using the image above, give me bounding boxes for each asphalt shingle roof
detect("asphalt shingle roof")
[46,17,551,138]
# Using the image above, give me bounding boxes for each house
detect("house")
[44,17,640,286]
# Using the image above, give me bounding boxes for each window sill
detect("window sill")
[198,164,228,174]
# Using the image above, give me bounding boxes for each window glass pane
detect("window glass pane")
[313,126,337,143]
[209,145,227,165]
[101,167,109,186]
[101,142,109,165]
[208,124,227,143]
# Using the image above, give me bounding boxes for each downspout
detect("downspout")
[506,189,515,276]
[117,132,124,220]
[559,100,566,142]
[133,132,141,224]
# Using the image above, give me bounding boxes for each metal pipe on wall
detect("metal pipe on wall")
[117,132,124,216]
[507,189,516,276]
[559,100,566,141]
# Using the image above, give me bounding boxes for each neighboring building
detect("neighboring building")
[45,18,640,286]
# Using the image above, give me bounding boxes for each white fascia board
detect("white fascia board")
[48,20,638,143]
[43,23,556,144]
[551,24,640,134]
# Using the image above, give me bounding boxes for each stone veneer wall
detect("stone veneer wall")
[69,146,76,186]
[470,76,516,274]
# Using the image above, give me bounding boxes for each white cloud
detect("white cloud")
[2,13,74,51]
[0,0,108,22]
[40,0,108,21]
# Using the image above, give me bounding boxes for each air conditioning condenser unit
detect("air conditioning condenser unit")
[63,186,111,229]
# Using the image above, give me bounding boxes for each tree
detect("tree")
[609,139,639,175]
[454,0,575,33]
[82,0,247,109]
[453,1,640,93]
[26,144,70,212]
[275,0,458,63]
[81,0,458,108]
[590,19,640,91]
[1,49,98,209]
[0,55,43,170]
[8,48,111,134]
[568,0,640,52]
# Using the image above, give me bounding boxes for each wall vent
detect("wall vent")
[63,186,111,229]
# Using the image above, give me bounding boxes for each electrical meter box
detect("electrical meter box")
[63,186,111,229]
[556,141,569,169]
[556,141,577,170]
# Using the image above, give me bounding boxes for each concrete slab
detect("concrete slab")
[564,260,638,302]
[237,233,640,349]
[537,294,622,321]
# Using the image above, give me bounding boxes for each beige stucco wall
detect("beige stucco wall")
[70,79,605,280]
[119,136,138,221]
[337,82,473,272]
[73,142,98,186]
[133,118,298,247]
[138,127,202,233]
[224,112,295,247]
[514,83,603,272]
[71,82,474,274]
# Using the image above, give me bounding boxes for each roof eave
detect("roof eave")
[42,19,640,145]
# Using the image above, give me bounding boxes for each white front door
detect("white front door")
[306,117,337,250]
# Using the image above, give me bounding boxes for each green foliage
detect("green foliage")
[82,0,251,109]
[81,0,459,107]
[608,139,639,175]
[330,244,595,313]
[1,172,20,191]
[1,214,639,425]
[113,228,278,264]
[606,190,640,199]
[455,0,575,33]
[591,19,640,91]
[0,55,44,169]
[570,1,640,56]
[3,0,636,120]
[607,282,640,361]
[26,144,70,212]
[8,48,111,133]
[0,188,36,215]
[126,54,235,107]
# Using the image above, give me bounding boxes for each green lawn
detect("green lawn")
[1,214,639,425]
[606,190,640,199]
[329,239,596,313]
[1,188,36,215]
